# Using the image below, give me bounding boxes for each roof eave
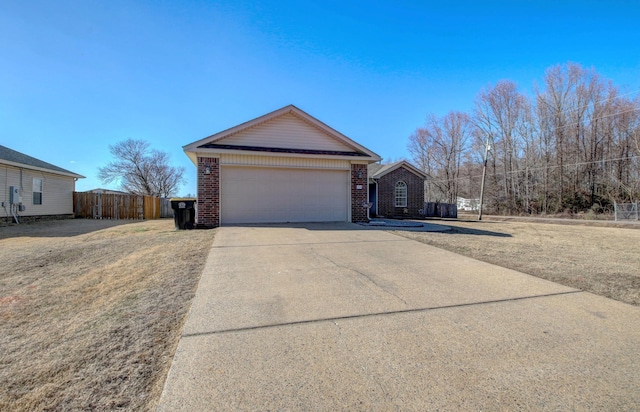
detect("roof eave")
[371,161,427,179]
[0,159,85,179]
[185,147,380,163]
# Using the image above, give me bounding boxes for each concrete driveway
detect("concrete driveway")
[158,223,640,411]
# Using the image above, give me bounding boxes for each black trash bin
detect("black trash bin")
[170,198,196,230]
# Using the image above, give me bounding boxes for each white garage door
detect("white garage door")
[221,166,349,224]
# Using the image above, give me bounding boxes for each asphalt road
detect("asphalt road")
[158,222,640,411]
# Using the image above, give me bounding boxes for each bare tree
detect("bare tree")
[606,94,640,202]
[535,63,639,211]
[408,111,472,203]
[474,80,530,214]
[98,139,185,197]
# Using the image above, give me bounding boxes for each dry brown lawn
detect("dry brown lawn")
[0,219,215,411]
[2,217,639,410]
[393,218,640,306]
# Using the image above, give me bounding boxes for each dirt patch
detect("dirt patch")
[0,219,215,411]
[392,220,640,306]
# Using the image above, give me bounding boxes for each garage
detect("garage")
[221,166,349,224]
[183,105,381,228]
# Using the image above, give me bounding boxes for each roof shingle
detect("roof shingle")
[0,145,84,177]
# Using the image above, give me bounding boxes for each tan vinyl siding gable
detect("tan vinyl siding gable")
[215,113,357,152]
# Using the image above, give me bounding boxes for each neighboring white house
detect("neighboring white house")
[1,145,84,223]
[457,196,480,211]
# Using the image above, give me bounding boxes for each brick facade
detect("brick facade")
[376,167,424,218]
[196,156,220,228]
[196,160,371,226]
[350,163,368,223]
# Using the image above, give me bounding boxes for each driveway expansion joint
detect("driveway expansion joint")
[181,290,583,338]
[211,239,412,248]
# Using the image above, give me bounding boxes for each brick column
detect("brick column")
[197,156,220,228]
[351,163,368,223]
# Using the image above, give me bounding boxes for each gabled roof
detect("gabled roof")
[0,145,84,178]
[368,160,427,180]
[183,105,381,163]
[368,163,387,177]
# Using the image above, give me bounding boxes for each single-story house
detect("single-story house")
[183,105,381,227]
[1,145,84,223]
[368,160,427,218]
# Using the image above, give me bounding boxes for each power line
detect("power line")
[426,154,640,185]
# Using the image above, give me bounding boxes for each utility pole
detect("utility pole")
[478,138,491,221]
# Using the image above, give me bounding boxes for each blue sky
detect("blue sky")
[1,1,639,195]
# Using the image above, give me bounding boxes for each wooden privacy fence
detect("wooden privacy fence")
[73,192,172,220]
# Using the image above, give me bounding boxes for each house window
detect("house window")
[395,181,407,207]
[33,178,43,205]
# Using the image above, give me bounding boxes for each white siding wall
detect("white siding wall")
[217,113,355,152]
[0,165,20,219]
[0,165,76,217]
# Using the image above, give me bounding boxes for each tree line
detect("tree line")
[408,62,640,215]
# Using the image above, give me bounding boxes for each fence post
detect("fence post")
[95,193,102,219]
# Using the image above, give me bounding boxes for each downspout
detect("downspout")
[2,165,7,220]
[366,179,372,220]
[375,179,379,219]
[16,168,23,224]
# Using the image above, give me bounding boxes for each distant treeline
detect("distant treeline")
[409,62,640,215]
